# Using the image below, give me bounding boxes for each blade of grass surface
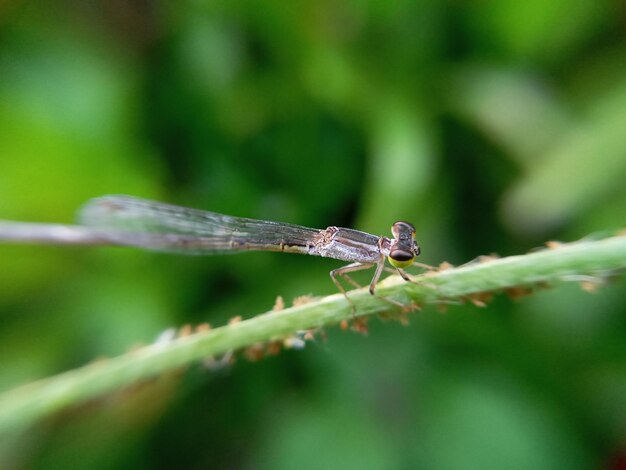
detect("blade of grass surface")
[0,231,624,433]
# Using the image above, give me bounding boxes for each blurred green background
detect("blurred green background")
[1,0,625,468]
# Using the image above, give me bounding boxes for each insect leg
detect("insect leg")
[330,262,374,312]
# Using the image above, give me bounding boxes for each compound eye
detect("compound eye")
[388,249,415,268]
[390,249,414,262]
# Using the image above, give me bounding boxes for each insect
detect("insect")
[78,195,422,305]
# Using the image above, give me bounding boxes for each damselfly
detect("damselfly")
[78,195,422,304]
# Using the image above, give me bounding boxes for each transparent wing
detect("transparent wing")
[78,195,322,255]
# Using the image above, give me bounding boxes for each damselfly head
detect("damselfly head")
[388,221,420,268]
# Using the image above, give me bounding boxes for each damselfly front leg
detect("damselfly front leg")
[383,261,436,282]
[331,257,410,313]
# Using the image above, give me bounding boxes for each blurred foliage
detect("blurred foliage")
[0,0,625,468]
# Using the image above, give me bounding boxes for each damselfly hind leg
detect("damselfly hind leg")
[330,262,375,313]
[330,258,411,315]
